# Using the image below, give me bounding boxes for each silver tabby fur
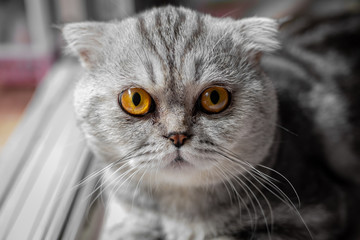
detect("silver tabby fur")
[63,6,360,240]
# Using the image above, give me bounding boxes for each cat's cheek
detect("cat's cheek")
[194,117,243,146]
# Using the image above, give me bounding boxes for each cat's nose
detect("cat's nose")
[166,132,189,148]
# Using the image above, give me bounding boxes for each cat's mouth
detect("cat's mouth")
[166,152,191,169]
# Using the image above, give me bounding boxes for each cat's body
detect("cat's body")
[63,6,360,240]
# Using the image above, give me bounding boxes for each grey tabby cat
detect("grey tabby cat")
[63,6,360,240]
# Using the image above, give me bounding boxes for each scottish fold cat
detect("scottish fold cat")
[63,6,360,240]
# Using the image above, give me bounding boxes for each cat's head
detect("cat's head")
[63,6,279,187]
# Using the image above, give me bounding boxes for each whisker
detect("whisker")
[214,145,313,239]
[217,159,273,239]
[212,164,257,233]
[114,167,144,196]
[131,164,149,208]
[73,145,150,190]
[84,147,154,210]
[216,146,294,208]
[80,152,147,204]
[217,144,300,207]
[256,164,301,208]
[211,166,235,206]
[87,161,134,209]
[219,151,297,216]
[220,8,242,18]
[274,123,298,137]
[106,166,140,205]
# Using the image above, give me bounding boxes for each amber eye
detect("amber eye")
[199,86,230,113]
[119,88,153,116]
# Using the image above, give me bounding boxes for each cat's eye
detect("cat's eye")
[199,86,230,114]
[119,88,153,116]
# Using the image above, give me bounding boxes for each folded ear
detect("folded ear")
[232,17,280,55]
[62,22,107,69]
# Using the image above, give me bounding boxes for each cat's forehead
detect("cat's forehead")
[111,7,241,89]
[114,46,237,99]
[140,6,198,28]
[64,6,279,94]
[131,7,209,84]
[64,6,279,73]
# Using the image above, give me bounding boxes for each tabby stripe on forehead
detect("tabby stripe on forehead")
[194,58,203,82]
[173,9,186,42]
[171,9,186,79]
[137,16,167,82]
[133,48,156,84]
[172,10,186,83]
[155,13,172,58]
[155,13,173,87]
[180,15,204,68]
[155,11,186,89]
[144,59,155,84]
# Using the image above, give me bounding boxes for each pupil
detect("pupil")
[210,90,220,104]
[132,92,141,106]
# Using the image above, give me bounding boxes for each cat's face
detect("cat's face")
[64,6,279,187]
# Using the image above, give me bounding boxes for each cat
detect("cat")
[62,6,360,240]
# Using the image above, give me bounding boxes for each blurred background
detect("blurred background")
[1,0,359,150]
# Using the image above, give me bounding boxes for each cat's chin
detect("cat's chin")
[157,150,193,169]
[166,157,192,169]
[143,148,228,186]
[161,155,196,176]
[151,160,225,187]
[152,167,230,187]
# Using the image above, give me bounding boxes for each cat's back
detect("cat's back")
[262,12,360,239]
[263,12,360,182]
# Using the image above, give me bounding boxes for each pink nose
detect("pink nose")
[168,133,188,148]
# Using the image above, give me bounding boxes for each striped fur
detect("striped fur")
[63,6,360,240]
